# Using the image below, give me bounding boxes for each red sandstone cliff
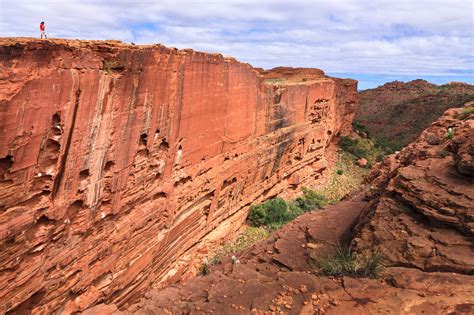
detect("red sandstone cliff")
[0,38,358,313]
[113,103,473,315]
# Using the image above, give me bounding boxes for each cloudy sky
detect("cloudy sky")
[1,0,473,89]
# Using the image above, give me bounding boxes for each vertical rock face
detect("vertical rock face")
[0,38,358,313]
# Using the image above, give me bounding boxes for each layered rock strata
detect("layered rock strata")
[0,38,358,313]
[353,102,474,273]
[115,104,474,315]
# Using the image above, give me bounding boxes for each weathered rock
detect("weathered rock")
[0,38,358,313]
[426,132,441,145]
[356,158,368,168]
[353,103,474,274]
[118,103,474,314]
[119,194,474,314]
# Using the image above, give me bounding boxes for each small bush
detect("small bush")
[341,136,393,164]
[445,127,455,140]
[340,136,365,158]
[439,149,449,157]
[247,188,326,228]
[316,245,384,279]
[199,259,211,276]
[247,198,296,227]
[292,187,327,212]
[336,169,344,175]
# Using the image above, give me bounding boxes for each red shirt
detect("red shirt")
[40,24,45,31]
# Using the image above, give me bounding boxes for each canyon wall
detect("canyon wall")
[0,38,358,313]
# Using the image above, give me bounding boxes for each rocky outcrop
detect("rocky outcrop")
[0,38,358,313]
[356,79,474,149]
[353,102,474,273]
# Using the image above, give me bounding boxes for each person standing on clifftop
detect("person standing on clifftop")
[40,21,47,39]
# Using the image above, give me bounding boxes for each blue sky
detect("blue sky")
[0,0,473,89]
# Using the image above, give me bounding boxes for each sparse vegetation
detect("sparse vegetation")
[103,60,124,73]
[445,127,455,140]
[315,245,385,278]
[340,136,391,165]
[457,107,474,120]
[199,259,212,276]
[353,121,371,138]
[439,149,449,157]
[200,226,270,276]
[265,78,284,84]
[292,187,328,212]
[313,150,367,204]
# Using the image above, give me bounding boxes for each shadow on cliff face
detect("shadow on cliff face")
[267,86,293,176]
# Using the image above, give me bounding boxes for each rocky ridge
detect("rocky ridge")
[0,38,357,313]
[356,79,474,149]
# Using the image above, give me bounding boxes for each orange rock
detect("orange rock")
[357,157,368,167]
[0,38,358,313]
[353,104,474,273]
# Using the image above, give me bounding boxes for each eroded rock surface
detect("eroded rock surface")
[116,194,473,315]
[113,104,474,314]
[353,102,474,274]
[0,38,358,313]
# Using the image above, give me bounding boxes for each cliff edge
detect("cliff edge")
[0,38,358,313]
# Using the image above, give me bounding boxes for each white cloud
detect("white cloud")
[0,0,472,83]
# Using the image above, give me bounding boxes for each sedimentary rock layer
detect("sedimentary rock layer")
[353,102,474,273]
[0,38,357,313]
[117,104,474,315]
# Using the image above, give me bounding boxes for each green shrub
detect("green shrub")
[315,245,384,279]
[336,169,344,175]
[340,136,364,158]
[247,204,267,227]
[341,136,393,164]
[247,188,326,228]
[247,198,295,227]
[264,198,293,224]
[439,149,449,157]
[292,187,327,212]
[445,127,455,140]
